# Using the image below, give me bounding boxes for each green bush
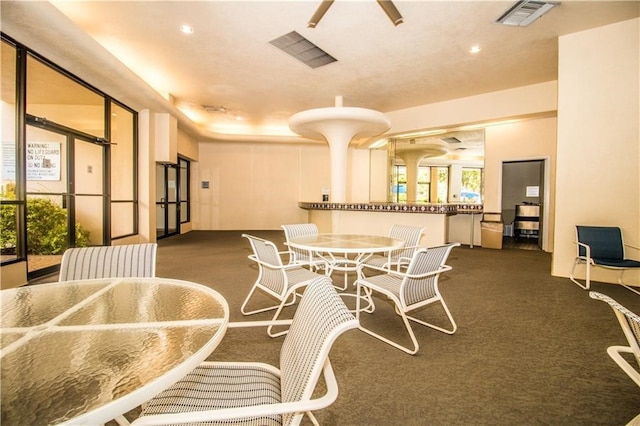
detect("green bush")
[1,185,90,255]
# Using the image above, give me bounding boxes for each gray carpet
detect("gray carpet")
[143,230,639,425]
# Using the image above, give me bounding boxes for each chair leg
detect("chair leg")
[406,297,457,335]
[267,286,306,337]
[241,285,296,316]
[267,298,290,337]
[356,284,419,355]
[618,270,640,296]
[114,415,131,426]
[569,259,590,290]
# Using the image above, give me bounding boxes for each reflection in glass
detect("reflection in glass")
[26,55,105,138]
[370,130,484,204]
[1,40,18,262]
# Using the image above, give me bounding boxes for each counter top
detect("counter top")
[298,201,482,215]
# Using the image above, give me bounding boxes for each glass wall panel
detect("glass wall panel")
[179,158,189,224]
[1,40,19,262]
[76,195,104,246]
[1,203,18,263]
[74,139,103,195]
[180,201,188,222]
[26,194,67,273]
[110,102,134,200]
[26,55,105,138]
[111,202,135,237]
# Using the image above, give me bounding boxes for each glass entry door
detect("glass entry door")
[25,125,104,277]
[156,163,179,239]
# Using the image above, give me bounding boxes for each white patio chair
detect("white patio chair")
[589,292,640,387]
[356,242,460,355]
[58,243,158,281]
[131,276,358,426]
[281,223,349,290]
[361,224,424,271]
[570,226,640,295]
[241,233,327,337]
[281,223,328,271]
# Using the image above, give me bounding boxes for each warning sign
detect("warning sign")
[26,142,61,181]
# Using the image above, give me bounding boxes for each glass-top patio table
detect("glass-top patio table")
[288,234,405,290]
[288,233,405,256]
[0,277,229,425]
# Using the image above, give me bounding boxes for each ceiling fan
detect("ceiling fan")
[308,0,404,28]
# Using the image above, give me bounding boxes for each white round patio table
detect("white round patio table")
[288,233,405,256]
[0,277,229,425]
[288,233,405,294]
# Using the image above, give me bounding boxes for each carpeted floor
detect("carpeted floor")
[140,230,640,426]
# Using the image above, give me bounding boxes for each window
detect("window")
[179,157,190,224]
[436,167,449,203]
[416,166,430,203]
[391,165,407,202]
[110,101,138,239]
[461,167,482,203]
[1,39,21,263]
[1,35,138,275]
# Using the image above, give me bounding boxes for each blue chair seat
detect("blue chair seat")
[570,225,640,295]
[593,258,640,268]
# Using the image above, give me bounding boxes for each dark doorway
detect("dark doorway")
[501,160,544,250]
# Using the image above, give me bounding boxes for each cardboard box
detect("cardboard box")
[481,213,503,249]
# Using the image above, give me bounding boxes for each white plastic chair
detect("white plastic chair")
[241,233,327,337]
[589,292,640,387]
[356,243,460,355]
[281,223,349,291]
[131,276,358,426]
[361,224,424,271]
[281,223,328,271]
[58,243,158,281]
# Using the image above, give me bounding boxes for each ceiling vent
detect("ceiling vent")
[496,1,558,27]
[442,137,462,144]
[269,31,337,68]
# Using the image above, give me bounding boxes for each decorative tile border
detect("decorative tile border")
[298,202,483,215]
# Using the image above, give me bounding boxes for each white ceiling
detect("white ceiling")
[1,1,638,144]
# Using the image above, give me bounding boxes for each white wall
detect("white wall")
[192,83,560,231]
[484,117,557,251]
[192,142,329,230]
[552,18,640,285]
[385,81,557,135]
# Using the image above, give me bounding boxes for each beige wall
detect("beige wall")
[385,81,557,135]
[192,142,329,230]
[484,117,557,251]
[552,18,640,285]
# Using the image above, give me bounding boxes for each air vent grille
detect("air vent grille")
[270,31,337,68]
[496,1,558,27]
[442,137,462,144]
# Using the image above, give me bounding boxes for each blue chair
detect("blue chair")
[570,226,640,295]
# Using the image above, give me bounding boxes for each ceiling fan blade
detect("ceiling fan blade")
[308,0,335,28]
[377,0,404,26]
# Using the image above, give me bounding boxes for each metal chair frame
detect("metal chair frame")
[570,226,640,296]
[242,233,327,337]
[132,276,358,426]
[355,243,460,355]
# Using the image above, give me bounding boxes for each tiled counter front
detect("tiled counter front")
[298,202,483,247]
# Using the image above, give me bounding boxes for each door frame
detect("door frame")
[25,116,108,279]
[498,156,551,252]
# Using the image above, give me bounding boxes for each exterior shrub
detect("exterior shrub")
[1,185,90,255]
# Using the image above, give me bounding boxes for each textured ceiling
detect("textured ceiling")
[1,1,638,144]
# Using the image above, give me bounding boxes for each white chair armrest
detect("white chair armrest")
[131,359,339,426]
[576,241,592,260]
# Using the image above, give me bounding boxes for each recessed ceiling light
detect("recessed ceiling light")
[470,45,481,54]
[180,25,194,34]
